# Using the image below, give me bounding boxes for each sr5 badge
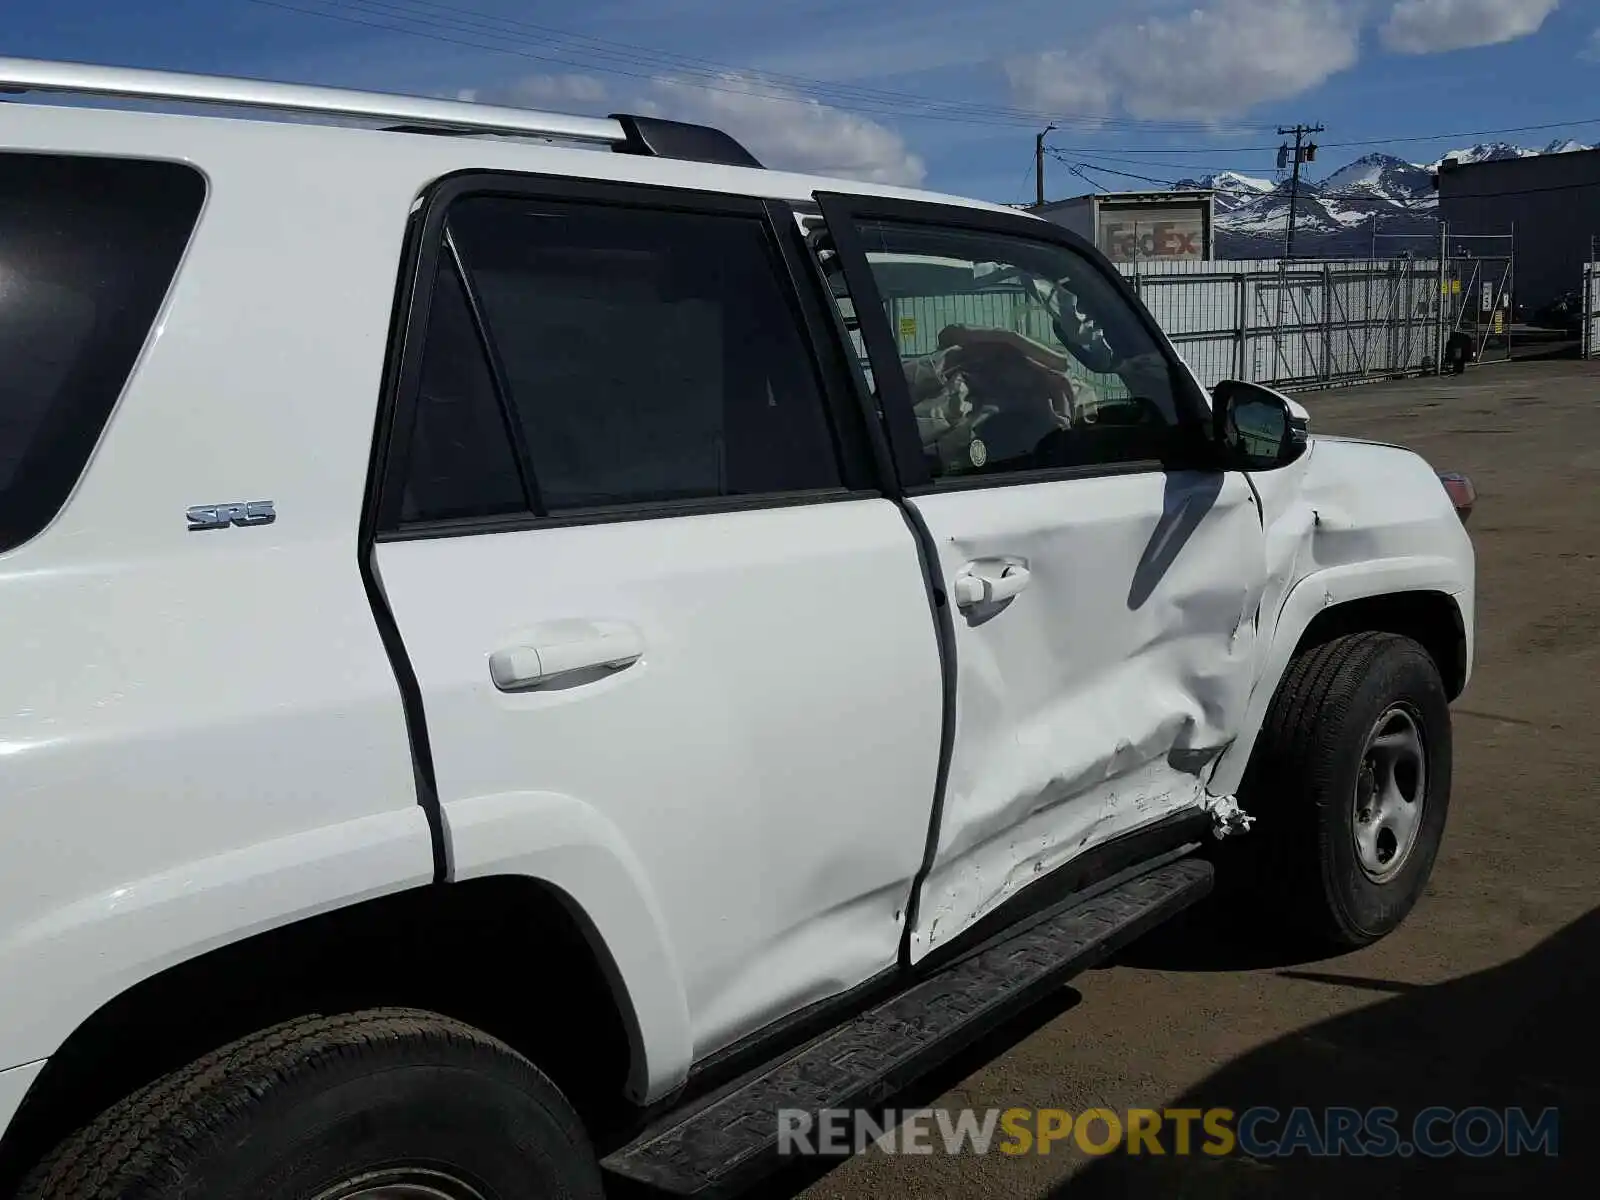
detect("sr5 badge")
[186,501,277,531]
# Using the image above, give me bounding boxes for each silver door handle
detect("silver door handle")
[489,629,643,691]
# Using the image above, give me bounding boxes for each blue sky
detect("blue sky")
[7,0,1600,201]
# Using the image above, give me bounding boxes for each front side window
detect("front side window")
[836,220,1195,481]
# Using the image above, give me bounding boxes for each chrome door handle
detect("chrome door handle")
[489,628,643,691]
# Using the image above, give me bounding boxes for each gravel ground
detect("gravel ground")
[773,359,1600,1199]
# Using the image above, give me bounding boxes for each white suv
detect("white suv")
[0,56,1474,1200]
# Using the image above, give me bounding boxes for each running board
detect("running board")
[601,856,1214,1196]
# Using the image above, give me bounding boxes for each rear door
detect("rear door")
[371,176,944,1060]
[814,194,1269,961]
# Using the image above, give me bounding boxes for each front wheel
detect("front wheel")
[1237,631,1453,950]
[20,1009,603,1200]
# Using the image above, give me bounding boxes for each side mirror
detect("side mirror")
[1211,380,1307,471]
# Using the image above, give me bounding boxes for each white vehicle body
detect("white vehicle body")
[0,59,1473,1177]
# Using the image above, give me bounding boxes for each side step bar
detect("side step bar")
[601,855,1214,1196]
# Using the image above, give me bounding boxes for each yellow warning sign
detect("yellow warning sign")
[1493,312,1504,333]
[899,316,918,339]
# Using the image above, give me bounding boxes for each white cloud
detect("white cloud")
[472,70,926,187]
[1583,28,1600,61]
[642,74,926,186]
[1380,0,1561,54]
[1006,0,1361,122]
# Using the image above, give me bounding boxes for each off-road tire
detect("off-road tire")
[18,1008,603,1200]
[1236,631,1453,950]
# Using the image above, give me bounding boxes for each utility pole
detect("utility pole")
[1035,123,1056,208]
[1277,123,1324,258]
[1437,219,1450,375]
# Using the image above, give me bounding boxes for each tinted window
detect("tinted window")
[842,220,1194,481]
[0,154,205,551]
[446,197,843,512]
[400,257,529,524]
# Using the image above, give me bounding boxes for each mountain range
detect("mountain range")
[1174,139,1593,257]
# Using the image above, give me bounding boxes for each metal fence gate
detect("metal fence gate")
[1442,255,1514,364]
[1584,259,1600,360]
[1125,257,1443,391]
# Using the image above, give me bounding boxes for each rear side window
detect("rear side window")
[0,153,205,552]
[414,195,846,518]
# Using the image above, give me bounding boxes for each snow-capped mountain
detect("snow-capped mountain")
[1171,170,1273,214]
[1195,139,1591,256]
[1428,141,1537,169]
[1320,153,1434,202]
[1216,180,1358,238]
[1426,139,1591,168]
[1203,157,1435,256]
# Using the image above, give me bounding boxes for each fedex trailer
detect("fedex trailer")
[1030,190,1215,264]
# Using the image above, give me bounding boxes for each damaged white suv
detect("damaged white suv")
[0,56,1473,1200]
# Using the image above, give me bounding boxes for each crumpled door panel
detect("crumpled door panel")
[908,468,1266,957]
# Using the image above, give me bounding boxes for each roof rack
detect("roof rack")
[0,56,763,168]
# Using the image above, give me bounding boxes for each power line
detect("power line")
[1047,142,1281,157]
[248,0,1011,125]
[242,0,1600,177]
[245,0,1273,133]
[1047,150,1448,211]
[344,0,1177,128]
[1046,116,1600,160]
[1046,152,1179,189]
[316,0,1047,124]
[1321,119,1600,150]
[1062,161,1111,195]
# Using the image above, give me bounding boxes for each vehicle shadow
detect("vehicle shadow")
[1055,906,1600,1198]
[1106,892,1347,973]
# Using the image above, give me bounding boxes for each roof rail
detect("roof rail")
[0,56,763,167]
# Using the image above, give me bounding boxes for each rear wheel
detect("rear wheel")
[1235,631,1453,950]
[19,1009,603,1200]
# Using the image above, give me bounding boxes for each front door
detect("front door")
[815,194,1270,961]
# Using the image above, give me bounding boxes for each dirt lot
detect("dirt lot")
[780,359,1600,1198]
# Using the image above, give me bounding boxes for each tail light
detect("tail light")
[1437,472,1475,524]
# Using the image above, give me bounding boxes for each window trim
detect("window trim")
[811,191,1220,496]
[787,206,907,500]
[439,228,545,516]
[372,170,881,538]
[373,486,870,543]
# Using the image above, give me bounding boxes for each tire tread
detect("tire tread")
[18,1009,594,1200]
[1242,630,1445,946]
